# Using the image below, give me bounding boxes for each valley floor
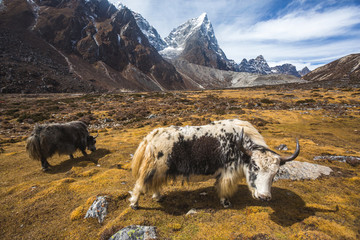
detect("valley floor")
[0,85,359,239]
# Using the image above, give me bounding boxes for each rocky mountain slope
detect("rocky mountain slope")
[238,55,272,74]
[0,0,192,93]
[238,55,309,77]
[129,5,167,52]
[303,53,360,82]
[172,59,305,89]
[271,63,301,77]
[133,11,309,77]
[298,66,310,76]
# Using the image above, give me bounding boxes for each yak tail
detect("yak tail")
[131,138,150,178]
[26,125,44,161]
[131,129,160,178]
[26,134,42,161]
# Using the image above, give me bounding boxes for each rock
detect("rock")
[313,155,360,167]
[84,196,108,223]
[109,225,157,240]
[104,118,113,123]
[276,144,288,151]
[185,208,197,216]
[275,161,333,181]
[146,114,157,119]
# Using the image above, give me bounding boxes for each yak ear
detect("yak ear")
[239,128,252,157]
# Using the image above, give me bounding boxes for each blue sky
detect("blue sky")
[109,0,360,70]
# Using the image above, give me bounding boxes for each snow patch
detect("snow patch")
[93,36,100,47]
[117,34,121,45]
[351,60,360,72]
[132,10,167,51]
[159,46,184,59]
[0,0,6,12]
[27,0,40,31]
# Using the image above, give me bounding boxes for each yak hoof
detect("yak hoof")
[221,199,232,208]
[130,204,139,210]
[42,167,50,172]
[152,193,164,202]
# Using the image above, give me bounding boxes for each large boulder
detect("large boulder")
[275,161,333,181]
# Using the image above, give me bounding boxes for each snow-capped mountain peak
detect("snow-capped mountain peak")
[131,11,167,51]
[126,7,305,76]
[239,55,272,74]
[117,3,166,51]
[195,12,211,30]
[163,13,211,50]
[160,12,228,67]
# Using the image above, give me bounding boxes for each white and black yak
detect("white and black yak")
[26,121,97,171]
[129,119,299,209]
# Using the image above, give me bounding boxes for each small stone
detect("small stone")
[146,114,157,119]
[276,144,288,151]
[84,196,108,223]
[314,155,360,167]
[104,118,113,123]
[186,208,197,216]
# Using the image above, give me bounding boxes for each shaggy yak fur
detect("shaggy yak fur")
[26,121,97,171]
[130,119,299,209]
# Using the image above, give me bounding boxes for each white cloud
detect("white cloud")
[221,38,360,70]
[217,5,360,69]
[217,6,360,42]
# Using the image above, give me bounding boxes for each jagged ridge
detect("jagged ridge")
[0,0,190,93]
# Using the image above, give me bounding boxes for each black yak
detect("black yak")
[129,119,299,209]
[26,121,97,171]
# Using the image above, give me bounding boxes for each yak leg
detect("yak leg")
[81,149,88,157]
[152,192,164,202]
[130,178,162,209]
[70,154,74,159]
[215,171,239,208]
[220,198,232,208]
[129,180,145,210]
[40,157,50,171]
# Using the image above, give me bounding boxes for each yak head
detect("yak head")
[87,133,98,152]
[239,129,300,201]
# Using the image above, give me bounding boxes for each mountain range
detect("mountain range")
[132,10,309,76]
[0,0,357,93]
[1,0,194,93]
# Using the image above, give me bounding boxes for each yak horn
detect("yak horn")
[239,128,252,157]
[280,139,300,164]
[94,132,99,138]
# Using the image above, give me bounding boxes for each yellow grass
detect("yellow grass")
[0,87,359,239]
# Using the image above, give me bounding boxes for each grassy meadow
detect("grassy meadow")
[0,86,359,239]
